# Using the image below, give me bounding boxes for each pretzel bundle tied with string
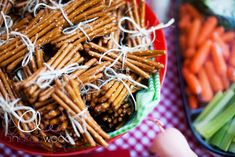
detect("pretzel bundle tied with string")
[0,0,172,152]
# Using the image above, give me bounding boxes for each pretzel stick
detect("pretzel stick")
[87,42,150,78]
[140,0,146,28]
[51,92,108,146]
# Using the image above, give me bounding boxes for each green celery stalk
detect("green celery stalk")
[209,121,230,148]
[231,83,235,91]
[229,143,235,153]
[218,117,235,151]
[194,90,233,127]
[194,91,223,124]
[196,101,235,139]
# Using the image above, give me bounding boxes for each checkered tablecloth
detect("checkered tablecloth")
[0,1,214,157]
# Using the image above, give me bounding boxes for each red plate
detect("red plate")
[0,2,167,156]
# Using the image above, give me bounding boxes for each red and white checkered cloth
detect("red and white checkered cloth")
[0,1,214,157]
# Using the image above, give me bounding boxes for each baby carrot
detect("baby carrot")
[205,61,223,93]
[222,31,235,43]
[211,43,227,75]
[184,48,195,58]
[182,67,202,95]
[197,17,218,46]
[209,26,224,39]
[198,68,213,102]
[229,43,235,67]
[179,15,191,30]
[212,32,230,60]
[220,74,230,90]
[228,66,235,82]
[190,40,212,74]
[184,4,201,19]
[180,35,186,51]
[188,18,201,48]
[188,95,198,109]
[214,26,225,36]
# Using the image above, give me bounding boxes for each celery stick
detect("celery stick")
[194,90,233,126]
[231,83,235,91]
[196,101,235,139]
[194,91,223,124]
[229,143,235,153]
[219,118,235,151]
[209,121,230,147]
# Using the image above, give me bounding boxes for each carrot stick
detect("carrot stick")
[188,95,198,109]
[188,18,201,48]
[190,40,212,73]
[210,26,224,38]
[211,43,227,75]
[179,15,191,30]
[182,67,202,95]
[197,17,218,46]
[228,66,235,82]
[220,74,230,90]
[198,68,213,102]
[184,48,195,58]
[180,35,186,51]
[184,3,201,19]
[183,59,190,67]
[204,61,223,93]
[229,43,235,67]
[212,32,230,60]
[222,31,235,43]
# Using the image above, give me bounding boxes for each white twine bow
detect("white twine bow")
[102,67,148,110]
[34,0,73,26]
[0,11,13,40]
[0,97,40,135]
[10,31,37,67]
[62,17,98,41]
[35,63,87,89]
[118,16,174,46]
[68,108,88,140]
[99,35,147,69]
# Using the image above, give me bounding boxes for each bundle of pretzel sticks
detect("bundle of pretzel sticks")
[0,0,166,151]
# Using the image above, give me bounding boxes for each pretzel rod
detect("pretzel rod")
[81,61,110,77]
[73,23,117,45]
[87,42,150,78]
[35,49,44,69]
[101,80,115,91]
[140,0,146,28]
[79,73,103,84]
[105,0,126,12]
[37,102,57,115]
[51,92,108,146]
[56,16,116,47]
[100,81,120,102]
[87,51,116,63]
[27,10,48,29]
[34,98,54,109]
[56,45,81,69]
[108,81,126,103]
[12,18,31,31]
[126,2,141,45]
[54,87,109,140]
[70,80,86,109]
[70,58,97,79]
[44,108,61,120]
[0,70,34,132]
[131,0,140,25]
[53,14,112,44]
